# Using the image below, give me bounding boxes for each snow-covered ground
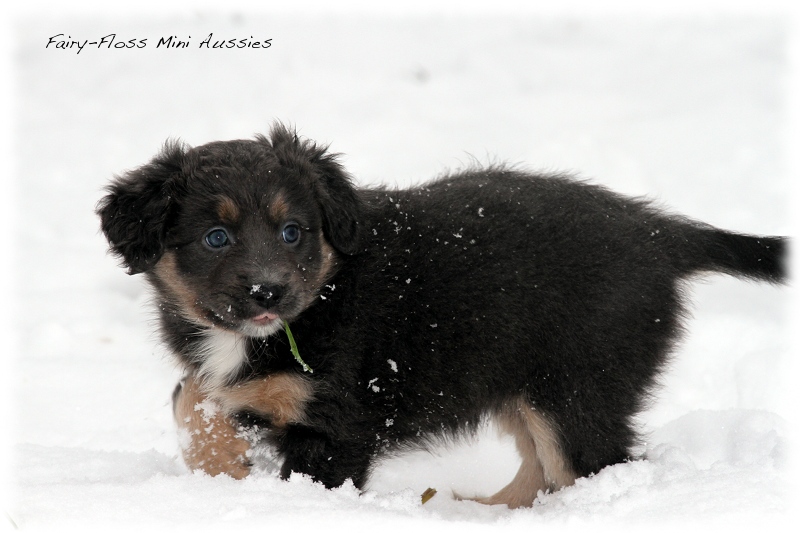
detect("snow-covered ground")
[5,6,796,531]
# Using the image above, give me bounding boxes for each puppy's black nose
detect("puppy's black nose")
[249,283,284,309]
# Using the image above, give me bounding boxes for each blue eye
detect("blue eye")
[204,228,230,249]
[282,223,301,245]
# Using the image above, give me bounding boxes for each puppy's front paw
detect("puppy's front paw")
[173,375,252,479]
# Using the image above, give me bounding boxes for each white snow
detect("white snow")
[4,4,797,532]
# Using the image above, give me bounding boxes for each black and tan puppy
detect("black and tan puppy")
[98,124,787,508]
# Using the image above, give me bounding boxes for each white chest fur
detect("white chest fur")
[197,329,248,389]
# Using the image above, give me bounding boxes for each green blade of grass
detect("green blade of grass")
[283,320,313,373]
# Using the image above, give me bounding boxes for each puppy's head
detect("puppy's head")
[97,124,363,337]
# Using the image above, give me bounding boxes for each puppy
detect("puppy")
[98,124,787,508]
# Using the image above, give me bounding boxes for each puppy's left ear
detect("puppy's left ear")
[269,126,364,255]
[97,141,187,274]
[310,154,364,256]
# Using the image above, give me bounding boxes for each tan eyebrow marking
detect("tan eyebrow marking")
[269,192,290,221]
[216,196,240,224]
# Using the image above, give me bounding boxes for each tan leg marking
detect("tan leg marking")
[465,397,576,508]
[210,373,314,428]
[173,373,251,479]
[518,400,576,490]
[468,410,548,508]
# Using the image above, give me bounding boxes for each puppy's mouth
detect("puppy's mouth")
[219,308,285,338]
[194,302,286,337]
[250,310,280,327]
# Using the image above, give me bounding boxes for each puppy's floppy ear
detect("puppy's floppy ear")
[97,141,186,274]
[268,125,364,255]
[310,152,364,256]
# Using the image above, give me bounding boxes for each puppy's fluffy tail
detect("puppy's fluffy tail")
[681,225,788,284]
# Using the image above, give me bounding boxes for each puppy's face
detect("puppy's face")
[154,167,337,337]
[98,126,363,338]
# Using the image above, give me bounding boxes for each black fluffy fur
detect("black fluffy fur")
[98,124,788,490]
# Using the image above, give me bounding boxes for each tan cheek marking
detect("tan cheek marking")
[290,237,340,309]
[152,252,209,325]
[316,238,339,285]
[213,373,314,428]
[216,196,240,225]
[173,373,251,479]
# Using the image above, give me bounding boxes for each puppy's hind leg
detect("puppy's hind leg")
[172,373,252,479]
[462,414,547,509]
[460,398,575,509]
